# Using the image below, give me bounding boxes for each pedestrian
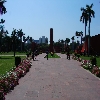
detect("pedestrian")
[67,48,70,60]
[46,50,48,60]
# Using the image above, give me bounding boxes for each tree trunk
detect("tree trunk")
[20,37,22,51]
[88,20,90,56]
[85,23,86,54]
[13,38,16,57]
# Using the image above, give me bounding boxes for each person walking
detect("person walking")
[46,50,48,60]
[67,47,70,60]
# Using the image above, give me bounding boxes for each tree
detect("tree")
[86,3,95,56]
[23,36,27,51]
[80,7,88,53]
[60,39,64,51]
[2,35,11,52]
[0,0,7,52]
[65,38,70,44]
[11,28,18,57]
[58,39,60,43]
[17,29,25,51]
[71,36,75,51]
[0,0,7,15]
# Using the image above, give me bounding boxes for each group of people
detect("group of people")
[31,48,70,60]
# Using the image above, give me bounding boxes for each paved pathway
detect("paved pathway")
[5,53,100,100]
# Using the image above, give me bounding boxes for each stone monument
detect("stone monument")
[50,28,53,53]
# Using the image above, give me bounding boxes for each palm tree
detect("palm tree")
[0,0,7,15]
[65,38,70,52]
[65,38,70,46]
[80,7,88,54]
[86,3,95,56]
[71,36,75,51]
[0,19,5,24]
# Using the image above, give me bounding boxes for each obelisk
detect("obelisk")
[50,28,53,52]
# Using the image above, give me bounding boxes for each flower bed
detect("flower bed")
[0,58,32,100]
[72,54,100,78]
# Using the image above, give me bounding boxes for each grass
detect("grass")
[0,56,26,76]
[44,53,60,58]
[80,55,100,67]
[0,52,26,55]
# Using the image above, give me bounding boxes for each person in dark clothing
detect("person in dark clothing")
[67,51,70,60]
[46,50,48,60]
[67,48,70,60]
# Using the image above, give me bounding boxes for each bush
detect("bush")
[74,53,77,56]
[70,50,74,54]
[15,57,21,67]
[90,56,97,66]
[51,52,54,56]
[26,54,29,57]
[77,54,80,58]
[61,52,65,54]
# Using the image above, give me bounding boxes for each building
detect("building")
[39,36,48,44]
[79,34,100,55]
[42,36,45,43]
[34,40,39,44]
[39,37,42,44]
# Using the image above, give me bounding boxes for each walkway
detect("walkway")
[5,53,100,100]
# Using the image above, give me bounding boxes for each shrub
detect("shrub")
[77,54,80,58]
[70,50,74,54]
[51,52,54,56]
[90,56,97,66]
[74,53,77,56]
[15,57,21,67]
[92,66,100,77]
[61,52,65,54]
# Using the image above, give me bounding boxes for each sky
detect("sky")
[1,0,100,43]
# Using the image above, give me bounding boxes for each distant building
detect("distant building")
[39,37,42,44]
[42,36,45,43]
[27,36,48,44]
[39,36,48,44]
[34,40,39,44]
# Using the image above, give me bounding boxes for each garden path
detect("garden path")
[5,53,100,100]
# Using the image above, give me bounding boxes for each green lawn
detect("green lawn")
[44,53,60,58]
[0,52,26,55]
[80,56,100,67]
[0,56,26,76]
